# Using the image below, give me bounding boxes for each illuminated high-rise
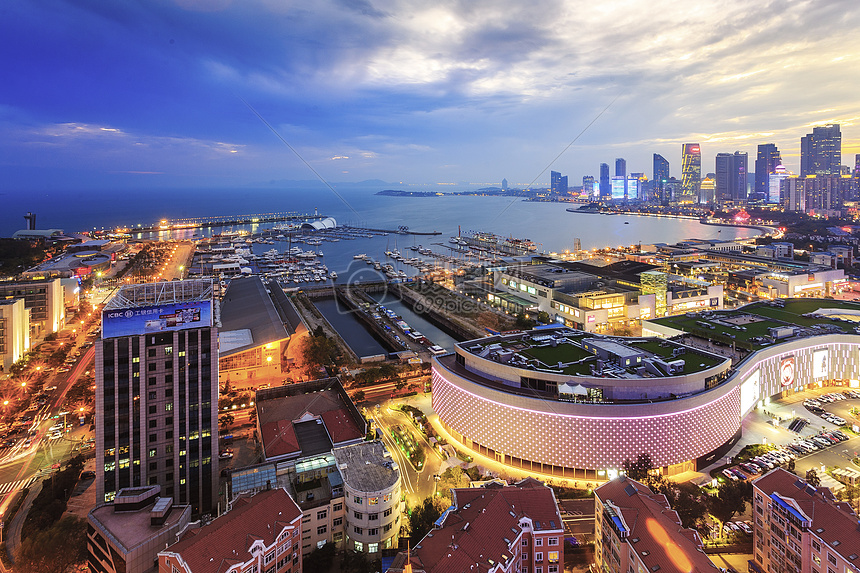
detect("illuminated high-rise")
[754,143,781,200]
[680,143,701,203]
[715,151,748,206]
[96,280,219,516]
[599,163,610,198]
[653,154,670,204]
[801,124,841,177]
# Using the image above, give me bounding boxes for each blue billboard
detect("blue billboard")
[102,300,212,339]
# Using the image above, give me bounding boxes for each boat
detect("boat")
[624,221,629,224]
[353,253,367,260]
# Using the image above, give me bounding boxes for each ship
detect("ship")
[457,231,538,256]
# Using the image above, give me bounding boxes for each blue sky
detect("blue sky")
[1,0,859,191]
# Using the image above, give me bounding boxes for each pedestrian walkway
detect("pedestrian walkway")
[0,477,37,496]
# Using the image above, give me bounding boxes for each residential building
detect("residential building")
[680,143,701,203]
[0,277,65,337]
[96,280,219,516]
[595,476,717,573]
[158,487,302,573]
[755,143,781,201]
[0,298,29,371]
[88,485,191,573]
[752,468,860,573]
[333,441,402,554]
[387,478,564,573]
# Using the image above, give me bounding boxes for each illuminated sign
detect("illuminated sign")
[102,300,212,339]
[813,349,828,379]
[587,315,596,323]
[780,356,795,387]
[740,370,760,414]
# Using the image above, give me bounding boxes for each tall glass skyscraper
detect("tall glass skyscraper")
[801,124,841,177]
[681,143,701,203]
[754,143,781,200]
[653,154,670,204]
[599,163,610,198]
[715,151,748,206]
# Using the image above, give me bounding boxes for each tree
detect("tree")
[514,312,536,330]
[352,390,365,403]
[15,515,87,573]
[623,453,654,482]
[436,467,472,500]
[806,469,821,487]
[708,480,752,535]
[219,413,235,429]
[409,495,450,545]
[839,484,860,512]
[304,542,336,571]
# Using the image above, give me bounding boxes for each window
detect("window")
[384,523,392,532]
[333,517,343,527]
[535,538,543,546]
[149,433,157,442]
[368,528,379,536]
[369,513,378,521]
[317,526,327,535]
[148,376,156,386]
[148,363,156,371]
[522,538,528,546]
[548,566,558,573]
[149,405,157,414]
[354,526,363,535]
[369,543,379,553]
[354,541,363,552]
[165,403,173,411]
[148,391,157,400]
[333,531,343,543]
[548,551,559,563]
[522,553,528,561]
[384,508,392,517]
[164,346,173,355]
[317,510,327,520]
[369,497,379,505]
[149,420,157,428]
[354,496,362,504]
[827,554,837,566]
[548,537,558,546]
[813,540,821,552]
[536,552,543,563]
[333,503,343,512]
[354,511,363,520]
[148,448,157,457]
[148,349,156,357]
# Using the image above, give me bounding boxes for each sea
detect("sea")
[1,185,759,279]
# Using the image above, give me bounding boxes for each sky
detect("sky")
[1,0,859,192]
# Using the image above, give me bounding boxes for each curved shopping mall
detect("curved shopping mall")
[431,298,860,480]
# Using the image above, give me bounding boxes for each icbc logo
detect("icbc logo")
[780,356,795,387]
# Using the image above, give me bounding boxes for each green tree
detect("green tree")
[436,467,472,500]
[708,480,751,535]
[806,469,821,487]
[15,515,87,573]
[352,390,365,403]
[514,312,536,330]
[623,453,654,482]
[409,495,450,545]
[304,542,336,571]
[219,413,235,429]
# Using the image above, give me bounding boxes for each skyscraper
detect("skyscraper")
[754,143,781,200]
[550,171,568,194]
[97,280,219,516]
[615,158,626,178]
[582,175,595,197]
[599,163,610,198]
[715,151,748,206]
[680,144,701,203]
[853,155,860,200]
[653,154,670,204]
[801,124,842,177]
[501,178,508,191]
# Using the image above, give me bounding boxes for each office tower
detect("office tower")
[615,158,626,178]
[653,154,669,203]
[852,155,860,200]
[599,163,610,198]
[550,171,568,194]
[582,175,595,196]
[23,212,36,230]
[715,151,748,206]
[680,143,701,202]
[97,280,219,516]
[501,178,508,191]
[768,165,791,204]
[699,176,716,205]
[801,124,842,177]
[754,143,781,200]
[626,176,640,200]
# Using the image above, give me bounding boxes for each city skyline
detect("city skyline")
[1,0,860,193]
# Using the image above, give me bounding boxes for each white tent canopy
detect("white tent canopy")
[558,382,588,396]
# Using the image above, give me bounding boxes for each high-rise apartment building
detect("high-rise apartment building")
[715,151,748,206]
[96,280,219,516]
[599,163,611,198]
[801,124,842,177]
[752,468,860,573]
[754,143,781,200]
[680,143,701,203]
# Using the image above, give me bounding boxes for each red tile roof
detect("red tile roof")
[164,488,302,573]
[596,477,718,573]
[398,479,562,573]
[321,408,364,444]
[260,419,300,458]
